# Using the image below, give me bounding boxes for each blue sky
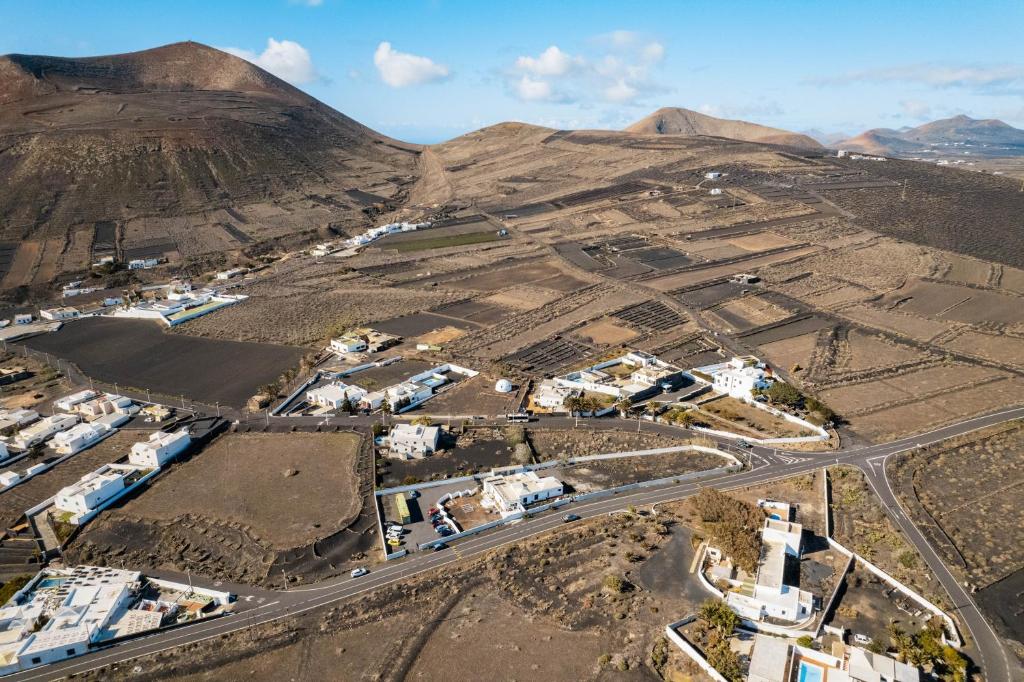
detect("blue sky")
[3,0,1023,143]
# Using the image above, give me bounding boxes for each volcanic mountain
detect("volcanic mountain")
[838,115,1024,156]
[0,42,419,289]
[625,107,822,149]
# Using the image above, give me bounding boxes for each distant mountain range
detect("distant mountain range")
[625,107,822,149]
[835,115,1024,158]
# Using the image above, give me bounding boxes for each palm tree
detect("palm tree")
[615,398,632,418]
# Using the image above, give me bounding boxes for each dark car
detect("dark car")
[563,513,581,522]
[433,543,449,551]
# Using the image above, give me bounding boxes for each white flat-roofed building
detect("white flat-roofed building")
[13,414,79,449]
[483,471,563,517]
[0,472,20,487]
[0,409,39,436]
[388,423,440,459]
[75,394,137,419]
[708,356,771,400]
[55,471,126,515]
[534,379,578,410]
[0,565,144,675]
[705,171,722,179]
[39,307,80,321]
[49,422,111,455]
[307,382,366,410]
[330,336,367,354]
[54,390,98,413]
[13,314,32,325]
[747,635,919,682]
[128,429,190,468]
[215,268,245,280]
[725,516,814,624]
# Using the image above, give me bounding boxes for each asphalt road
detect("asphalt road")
[6,405,1022,681]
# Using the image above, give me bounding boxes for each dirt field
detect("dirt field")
[575,318,640,345]
[86,510,709,682]
[888,422,1024,590]
[528,428,695,460]
[20,318,305,407]
[827,466,944,606]
[66,431,368,586]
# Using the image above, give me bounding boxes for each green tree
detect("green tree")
[765,381,803,407]
[796,635,815,649]
[340,397,354,414]
[706,640,743,682]
[698,599,739,636]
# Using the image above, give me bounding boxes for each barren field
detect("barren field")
[528,428,695,460]
[889,422,1024,591]
[66,431,368,586]
[87,510,711,682]
[827,466,944,606]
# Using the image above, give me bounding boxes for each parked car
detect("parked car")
[409,490,420,499]
[853,634,871,645]
[563,513,581,522]
[350,567,369,578]
[428,507,439,516]
[736,440,753,449]
[432,542,449,552]
[387,537,401,546]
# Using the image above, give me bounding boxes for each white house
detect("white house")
[13,414,79,449]
[0,409,39,436]
[214,268,245,280]
[128,430,191,468]
[49,422,111,455]
[13,314,32,325]
[75,394,137,420]
[54,471,126,515]
[482,471,563,517]
[128,258,160,270]
[705,171,723,179]
[747,635,919,682]
[724,517,814,624]
[533,379,578,410]
[307,383,366,410]
[54,390,98,413]
[39,307,80,321]
[388,423,440,459]
[712,357,771,400]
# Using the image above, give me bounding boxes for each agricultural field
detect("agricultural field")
[20,318,305,408]
[888,422,1024,642]
[66,431,368,586]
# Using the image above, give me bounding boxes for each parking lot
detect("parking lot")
[379,480,479,553]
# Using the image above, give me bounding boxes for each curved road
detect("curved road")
[6,407,1023,681]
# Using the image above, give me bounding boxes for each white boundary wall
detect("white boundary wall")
[822,468,962,648]
[664,617,729,682]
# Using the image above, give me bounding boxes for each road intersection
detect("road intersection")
[5,406,1023,681]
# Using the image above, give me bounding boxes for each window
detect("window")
[66,648,77,656]
[31,657,41,664]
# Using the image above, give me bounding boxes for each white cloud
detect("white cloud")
[604,79,638,103]
[515,46,582,77]
[900,99,933,120]
[808,62,1024,96]
[515,74,554,102]
[641,42,665,64]
[373,42,450,87]
[221,38,319,84]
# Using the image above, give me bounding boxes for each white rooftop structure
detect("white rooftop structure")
[533,378,578,410]
[307,382,366,410]
[55,470,127,515]
[388,423,440,459]
[483,471,563,517]
[128,429,191,469]
[494,378,514,393]
[49,422,112,456]
[53,390,98,413]
[13,414,79,449]
[747,635,919,682]
[725,516,814,624]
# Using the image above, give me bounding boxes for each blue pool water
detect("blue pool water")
[798,662,824,682]
[37,578,66,589]
[769,513,782,520]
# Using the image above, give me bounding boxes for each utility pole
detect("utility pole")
[901,178,907,201]
[215,402,221,418]
[180,395,186,410]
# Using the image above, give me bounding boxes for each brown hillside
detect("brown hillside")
[0,42,419,290]
[625,107,822,149]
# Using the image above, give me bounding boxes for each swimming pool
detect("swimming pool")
[798,661,824,682]
[37,577,67,589]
